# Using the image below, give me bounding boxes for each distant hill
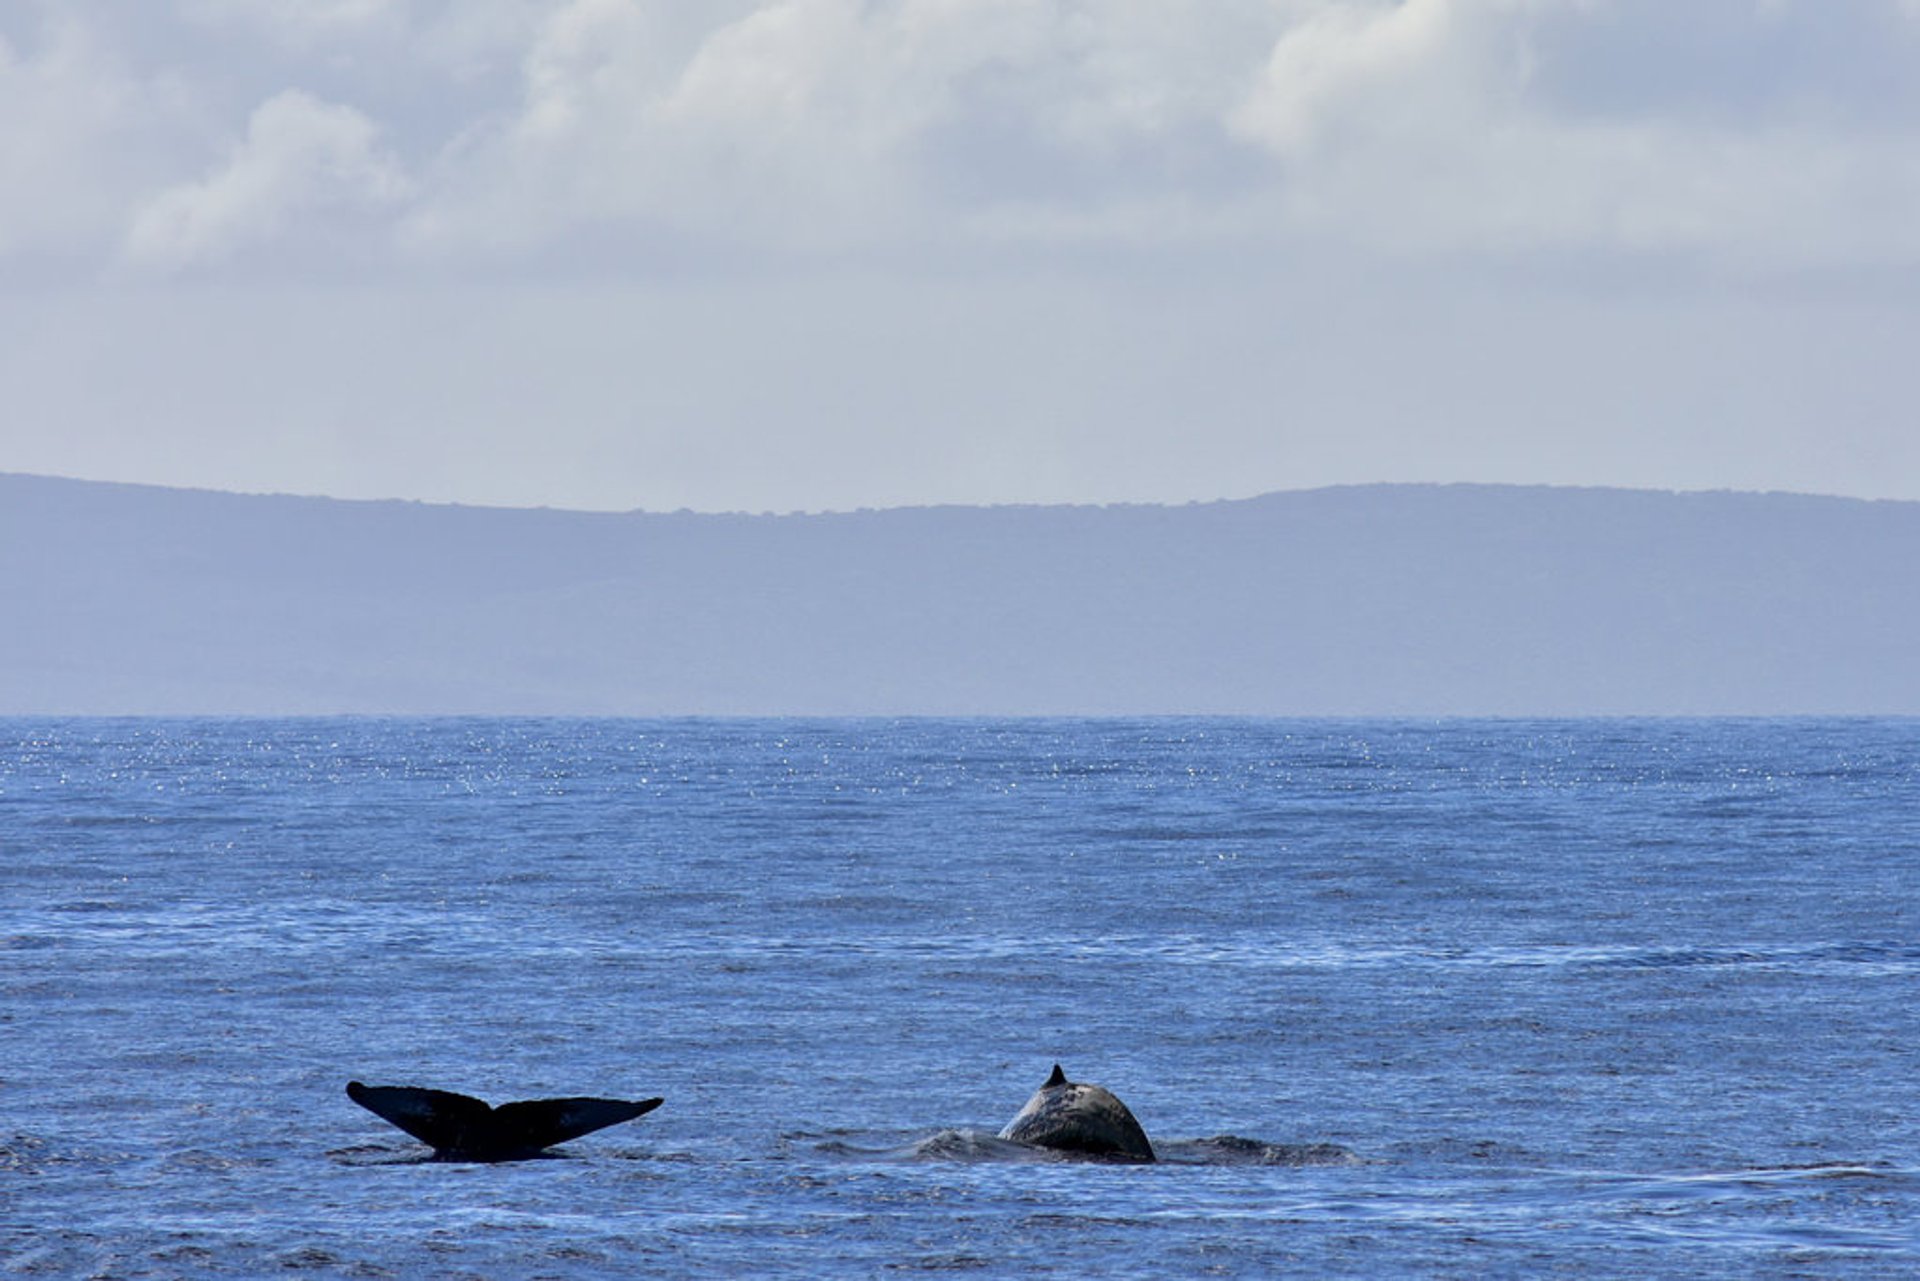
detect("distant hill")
[2,473,1916,715]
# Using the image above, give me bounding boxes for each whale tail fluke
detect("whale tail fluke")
[346,1081,663,1160]
[491,1096,664,1150]
[346,1081,491,1152]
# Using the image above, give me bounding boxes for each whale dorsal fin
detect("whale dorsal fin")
[1045,1064,1069,1088]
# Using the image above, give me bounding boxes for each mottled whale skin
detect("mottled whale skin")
[998,1064,1155,1163]
[346,1081,663,1161]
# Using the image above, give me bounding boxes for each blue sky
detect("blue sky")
[3,0,1918,512]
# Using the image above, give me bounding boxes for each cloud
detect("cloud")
[1223,0,1920,266]
[0,14,194,259]
[400,0,1290,255]
[1231,0,1493,156]
[123,88,411,270]
[8,4,1920,274]
[177,0,408,47]
[405,0,1029,252]
[390,0,1920,270]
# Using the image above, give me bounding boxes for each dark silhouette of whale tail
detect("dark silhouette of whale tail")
[346,1081,663,1160]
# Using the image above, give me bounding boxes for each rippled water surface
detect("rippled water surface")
[4,718,1916,1276]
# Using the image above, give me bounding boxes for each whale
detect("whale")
[345,1081,663,1161]
[997,1064,1155,1163]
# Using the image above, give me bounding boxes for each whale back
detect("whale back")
[346,1081,663,1160]
[998,1064,1155,1163]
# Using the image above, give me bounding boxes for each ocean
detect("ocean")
[3,718,1915,1277]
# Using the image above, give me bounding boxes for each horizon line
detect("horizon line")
[3,470,1902,520]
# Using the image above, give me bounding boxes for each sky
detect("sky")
[3,0,1918,514]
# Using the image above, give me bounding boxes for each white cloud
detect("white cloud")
[178,0,409,47]
[403,0,1282,254]
[1224,0,1920,266]
[410,2,562,82]
[124,88,411,270]
[1231,0,1498,156]
[0,14,194,259]
[384,0,1920,270]
[405,0,1031,251]
[8,4,1920,273]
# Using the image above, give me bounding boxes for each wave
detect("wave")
[815,1129,1360,1167]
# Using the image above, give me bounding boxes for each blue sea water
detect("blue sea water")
[2,717,1915,1278]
